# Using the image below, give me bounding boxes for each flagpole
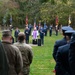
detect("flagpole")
[68,15,71,26]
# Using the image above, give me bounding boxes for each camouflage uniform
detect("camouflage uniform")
[2,41,23,75]
[14,42,33,75]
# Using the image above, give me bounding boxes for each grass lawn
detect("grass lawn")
[0,29,63,75]
[29,31,62,75]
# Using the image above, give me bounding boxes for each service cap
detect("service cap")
[65,30,75,34]
[62,26,73,31]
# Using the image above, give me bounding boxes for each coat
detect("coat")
[0,41,8,75]
[14,42,33,75]
[53,37,67,61]
[2,41,23,75]
[69,41,75,75]
[55,44,71,75]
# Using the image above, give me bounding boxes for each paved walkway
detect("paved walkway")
[28,44,38,46]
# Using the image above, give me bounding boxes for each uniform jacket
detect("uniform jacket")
[24,29,30,40]
[69,41,75,75]
[53,37,67,61]
[56,44,71,75]
[2,41,23,75]
[14,30,20,38]
[0,41,8,75]
[14,42,33,75]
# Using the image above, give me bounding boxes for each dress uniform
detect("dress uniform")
[55,30,75,75]
[69,32,75,75]
[14,27,20,42]
[49,25,53,36]
[24,27,30,44]
[14,32,33,75]
[53,26,73,61]
[39,26,45,45]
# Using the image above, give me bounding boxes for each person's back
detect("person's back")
[69,33,75,75]
[53,26,73,61]
[1,30,23,75]
[14,32,33,75]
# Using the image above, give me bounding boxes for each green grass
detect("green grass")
[0,29,63,75]
[29,32,62,75]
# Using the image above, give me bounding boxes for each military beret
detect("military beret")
[18,32,25,36]
[2,30,11,37]
[62,26,73,31]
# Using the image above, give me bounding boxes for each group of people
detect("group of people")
[14,24,61,46]
[14,26,45,46]
[0,29,33,75]
[53,26,75,75]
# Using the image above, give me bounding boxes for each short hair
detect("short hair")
[18,32,25,43]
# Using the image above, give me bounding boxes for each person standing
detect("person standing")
[49,24,53,36]
[24,27,30,44]
[52,26,73,73]
[1,30,23,75]
[39,26,45,46]
[69,32,75,75]
[55,30,75,75]
[44,23,48,36]
[55,25,58,36]
[53,26,73,61]
[14,27,20,42]
[14,32,33,75]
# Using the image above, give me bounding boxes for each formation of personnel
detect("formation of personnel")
[1,24,75,75]
[53,26,75,75]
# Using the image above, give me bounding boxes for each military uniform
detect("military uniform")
[53,37,67,61]
[14,42,33,75]
[24,28,30,44]
[56,44,71,75]
[53,26,73,61]
[39,27,45,45]
[69,33,75,75]
[1,30,23,75]
[49,25,53,36]
[55,30,75,75]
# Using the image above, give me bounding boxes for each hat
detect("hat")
[62,26,73,31]
[65,30,75,34]
[2,30,11,37]
[18,32,25,36]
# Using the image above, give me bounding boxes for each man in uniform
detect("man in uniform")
[52,26,73,73]
[14,27,20,42]
[14,32,33,75]
[39,26,45,46]
[53,26,73,61]
[1,30,23,75]
[55,30,75,75]
[24,27,30,44]
[49,24,53,36]
[69,32,75,75]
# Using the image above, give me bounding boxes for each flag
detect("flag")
[34,18,36,28]
[55,16,59,25]
[10,15,12,24]
[25,15,28,25]
[68,15,71,25]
